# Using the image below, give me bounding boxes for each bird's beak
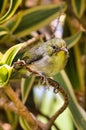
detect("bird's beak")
[60,47,68,53]
[58,47,69,57]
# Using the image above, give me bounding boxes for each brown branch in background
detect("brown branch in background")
[19,34,44,52]
[38,111,60,130]
[0,96,60,130]
[44,78,68,130]
[2,78,68,130]
[3,78,68,130]
[0,98,18,113]
[3,85,42,130]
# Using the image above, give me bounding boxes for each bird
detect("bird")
[22,38,69,78]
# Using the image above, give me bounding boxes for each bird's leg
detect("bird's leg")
[13,60,47,85]
[13,60,26,69]
[26,65,50,87]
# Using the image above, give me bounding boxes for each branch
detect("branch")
[3,85,42,130]
[44,78,69,130]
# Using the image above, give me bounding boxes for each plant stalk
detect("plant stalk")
[4,85,41,130]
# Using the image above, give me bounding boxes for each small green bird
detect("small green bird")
[22,38,69,77]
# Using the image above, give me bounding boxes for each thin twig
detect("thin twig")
[20,36,40,51]
[45,78,68,130]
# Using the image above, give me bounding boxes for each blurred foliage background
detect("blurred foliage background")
[0,0,86,130]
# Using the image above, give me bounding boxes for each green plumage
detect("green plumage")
[22,38,69,77]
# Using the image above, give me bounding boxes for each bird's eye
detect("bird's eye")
[52,45,57,49]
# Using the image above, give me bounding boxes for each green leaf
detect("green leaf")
[4,11,23,34]
[65,48,80,89]
[0,26,9,37]
[6,110,18,130]
[19,117,31,130]
[0,64,12,87]
[0,0,22,24]
[0,26,9,44]
[65,31,82,49]
[0,52,3,60]
[71,0,85,18]
[0,0,8,18]
[5,2,67,38]
[64,31,83,90]
[54,70,86,130]
[0,12,22,44]
[0,43,23,65]
[21,76,35,104]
